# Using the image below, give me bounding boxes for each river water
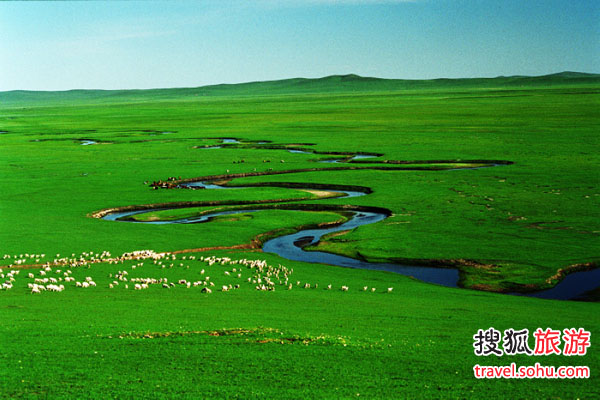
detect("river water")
[101,174,597,300]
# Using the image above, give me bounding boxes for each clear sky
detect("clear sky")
[1,0,598,91]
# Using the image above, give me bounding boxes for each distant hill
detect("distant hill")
[1,72,599,107]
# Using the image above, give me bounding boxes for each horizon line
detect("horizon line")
[2,70,598,94]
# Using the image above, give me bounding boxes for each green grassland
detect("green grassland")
[1,74,599,398]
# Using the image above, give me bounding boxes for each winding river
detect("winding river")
[103,187,460,288]
[99,139,598,300]
[101,180,600,300]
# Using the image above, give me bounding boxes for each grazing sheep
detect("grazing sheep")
[49,284,65,292]
[341,286,349,292]
[201,287,212,294]
[387,287,393,293]
[371,288,376,293]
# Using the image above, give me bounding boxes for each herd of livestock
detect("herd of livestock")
[0,250,393,295]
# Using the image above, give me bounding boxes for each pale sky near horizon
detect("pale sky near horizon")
[1,0,598,91]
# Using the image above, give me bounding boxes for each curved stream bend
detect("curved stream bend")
[103,187,460,288]
[98,148,597,300]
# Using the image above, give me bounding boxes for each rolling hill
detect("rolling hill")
[1,71,599,107]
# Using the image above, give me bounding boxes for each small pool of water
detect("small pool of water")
[288,149,312,154]
[352,154,378,160]
[180,181,242,190]
[319,154,376,163]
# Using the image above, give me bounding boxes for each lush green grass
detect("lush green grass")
[1,75,599,398]
[1,250,598,398]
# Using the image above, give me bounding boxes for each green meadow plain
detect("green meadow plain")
[0,74,599,398]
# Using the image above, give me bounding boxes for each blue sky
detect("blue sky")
[1,0,598,90]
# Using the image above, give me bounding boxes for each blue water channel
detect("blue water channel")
[102,178,598,300]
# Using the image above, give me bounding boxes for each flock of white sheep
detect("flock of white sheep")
[0,250,394,295]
